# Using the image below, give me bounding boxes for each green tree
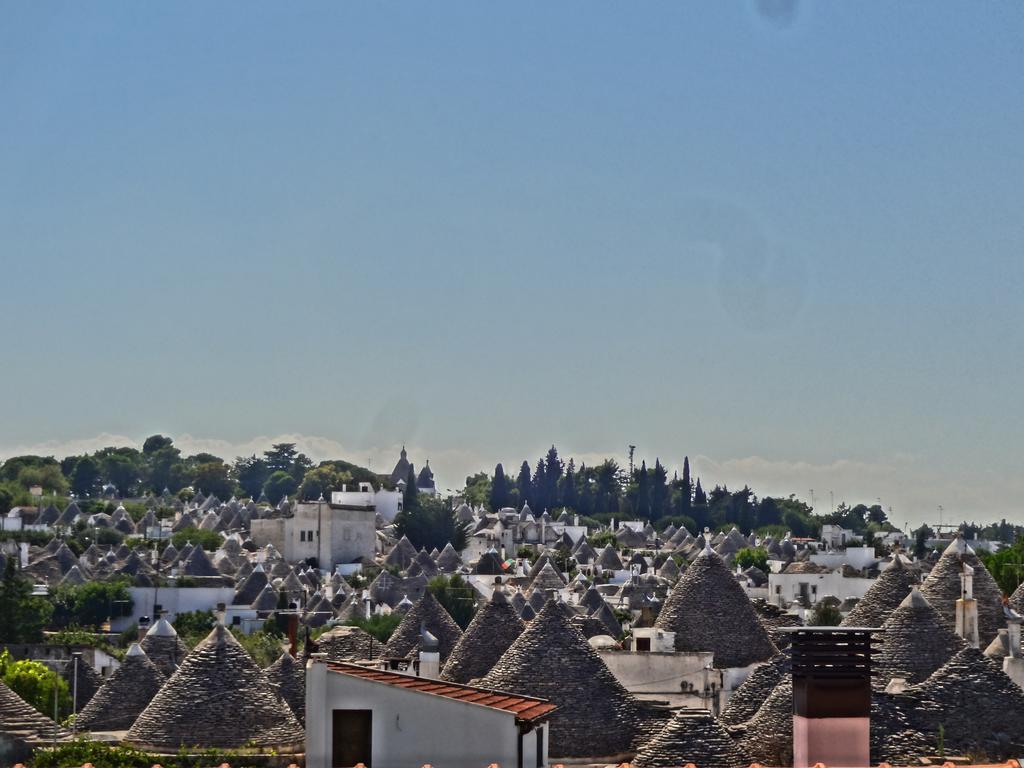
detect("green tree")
[735,547,769,572]
[403,464,419,512]
[142,435,174,455]
[263,470,298,505]
[560,458,578,510]
[542,446,563,513]
[0,484,14,515]
[234,455,271,499]
[516,461,532,507]
[809,602,843,626]
[0,651,70,717]
[172,609,217,646]
[17,463,69,496]
[462,472,491,507]
[489,463,510,511]
[393,496,469,552]
[169,526,223,552]
[69,456,102,497]
[0,559,53,642]
[427,574,477,630]
[52,579,133,629]
[191,461,235,500]
[97,448,144,496]
[145,445,184,493]
[299,465,349,501]
[346,613,401,643]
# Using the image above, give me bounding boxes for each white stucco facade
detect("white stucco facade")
[305,659,549,768]
[250,502,376,569]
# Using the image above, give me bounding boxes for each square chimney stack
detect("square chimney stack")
[790,626,878,768]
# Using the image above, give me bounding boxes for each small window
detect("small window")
[636,637,652,652]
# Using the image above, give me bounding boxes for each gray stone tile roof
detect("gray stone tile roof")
[126,624,304,750]
[440,589,524,684]
[633,708,748,768]
[75,644,165,732]
[478,599,644,759]
[654,545,777,667]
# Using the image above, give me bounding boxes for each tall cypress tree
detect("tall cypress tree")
[651,459,669,520]
[681,456,692,515]
[489,463,509,511]
[516,461,532,508]
[561,458,578,510]
[532,458,547,512]
[635,460,651,519]
[404,464,419,511]
[543,446,562,512]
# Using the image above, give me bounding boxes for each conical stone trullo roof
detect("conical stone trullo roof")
[841,555,918,628]
[62,656,104,714]
[654,544,777,667]
[265,652,305,725]
[75,644,166,732]
[719,651,791,726]
[440,589,525,684]
[901,645,1024,759]
[873,587,965,686]
[478,599,644,758]
[140,618,191,678]
[0,678,72,754]
[126,624,304,750]
[920,537,1004,645]
[382,591,463,662]
[632,709,748,768]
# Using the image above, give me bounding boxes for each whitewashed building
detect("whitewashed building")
[305,658,555,768]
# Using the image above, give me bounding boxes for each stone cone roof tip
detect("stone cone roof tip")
[75,644,165,732]
[382,591,463,663]
[841,555,917,629]
[633,708,748,768]
[654,544,777,667]
[719,651,791,726]
[140,620,191,678]
[873,585,966,688]
[479,598,645,758]
[265,651,305,725]
[440,587,525,684]
[920,535,1004,645]
[126,624,304,750]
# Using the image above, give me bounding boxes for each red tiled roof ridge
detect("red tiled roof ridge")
[324,660,557,722]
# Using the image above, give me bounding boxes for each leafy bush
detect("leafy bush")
[735,547,769,572]
[230,627,285,667]
[427,574,477,630]
[172,610,217,647]
[809,602,843,626]
[51,579,133,630]
[0,650,70,717]
[169,526,223,552]
[346,612,402,642]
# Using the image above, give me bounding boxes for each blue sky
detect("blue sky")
[1,2,1022,526]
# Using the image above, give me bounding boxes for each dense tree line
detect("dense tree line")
[0,436,383,513]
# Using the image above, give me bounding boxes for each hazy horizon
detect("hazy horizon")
[3,3,1022,528]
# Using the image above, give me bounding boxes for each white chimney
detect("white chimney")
[1003,601,1024,690]
[417,624,440,679]
[955,562,980,648]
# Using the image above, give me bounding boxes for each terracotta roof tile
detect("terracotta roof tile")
[326,661,556,723]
